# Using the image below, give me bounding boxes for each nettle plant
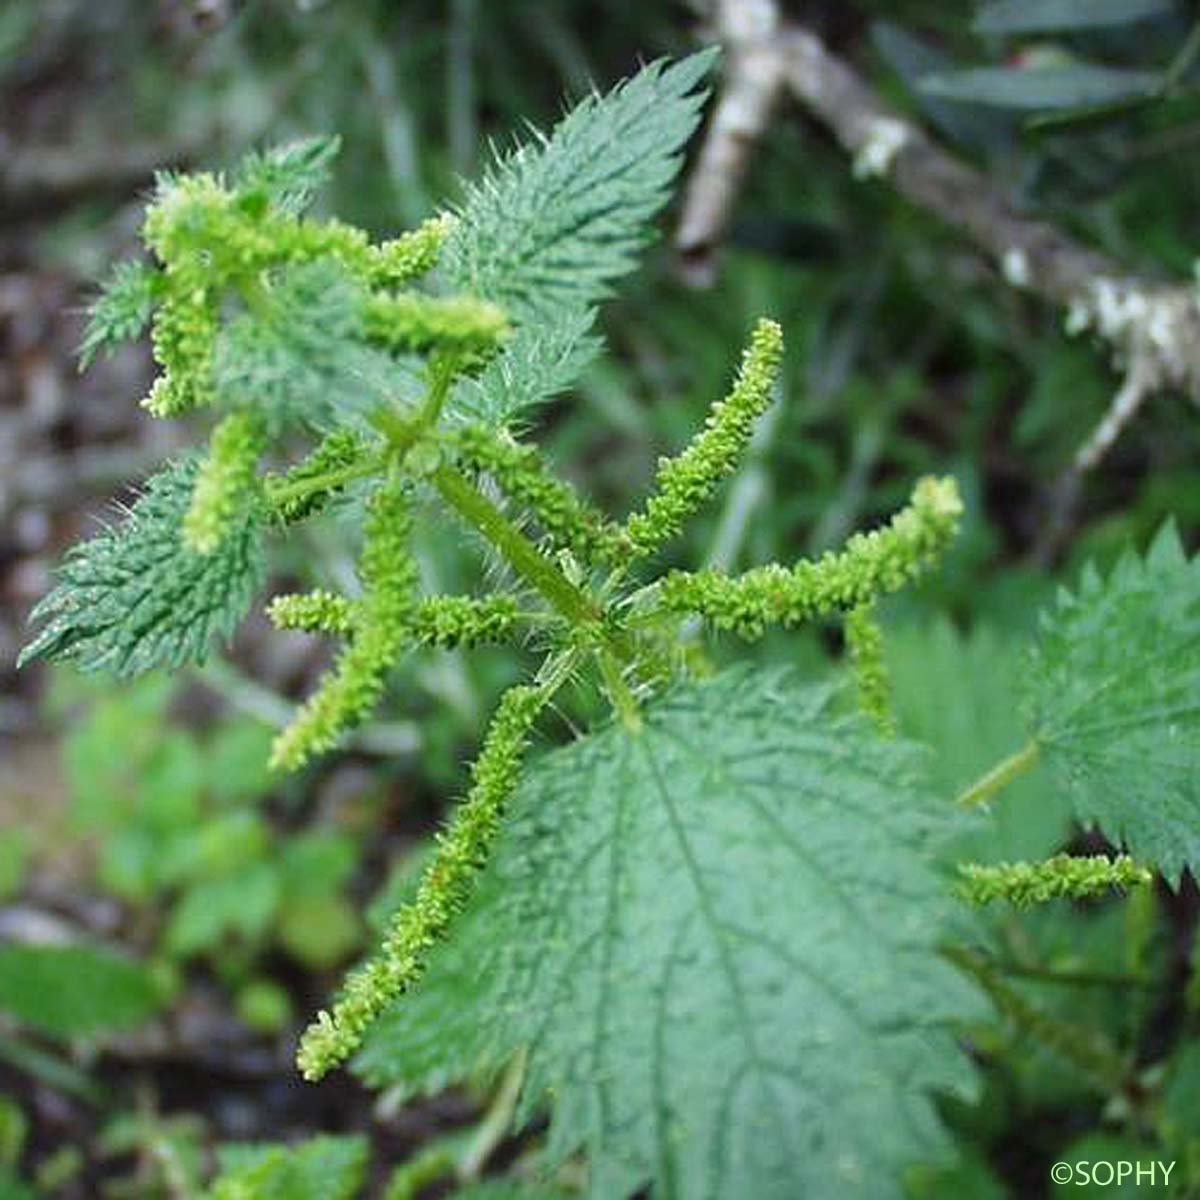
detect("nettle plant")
[20,51,1200,1199]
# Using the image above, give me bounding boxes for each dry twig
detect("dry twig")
[680,2,1200,493]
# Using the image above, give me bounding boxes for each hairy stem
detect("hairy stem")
[266,456,384,511]
[596,647,644,734]
[433,464,602,628]
[956,739,1041,808]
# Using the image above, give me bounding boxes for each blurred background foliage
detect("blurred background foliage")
[1,1,1199,1196]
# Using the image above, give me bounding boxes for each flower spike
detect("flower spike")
[454,424,628,566]
[183,410,266,554]
[958,855,1152,908]
[297,681,546,1080]
[844,601,895,736]
[660,476,962,639]
[624,317,783,557]
[269,481,418,772]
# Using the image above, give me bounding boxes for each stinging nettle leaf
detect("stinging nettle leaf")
[919,64,1160,110]
[21,457,264,677]
[973,0,1176,34]
[79,259,163,369]
[370,668,982,1199]
[215,260,399,433]
[443,49,715,321]
[1025,523,1200,882]
[886,617,1068,863]
[232,134,342,215]
[450,305,602,426]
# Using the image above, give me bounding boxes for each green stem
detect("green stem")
[433,465,602,627]
[596,647,643,734]
[418,351,461,428]
[982,956,1154,992]
[956,739,1040,808]
[460,1049,528,1180]
[267,457,384,510]
[944,945,1128,1091]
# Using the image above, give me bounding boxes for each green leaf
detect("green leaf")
[0,1166,36,1200]
[1162,1039,1200,1143]
[871,22,1016,156]
[205,720,275,805]
[166,863,282,957]
[0,944,164,1038]
[444,50,714,320]
[0,1094,27,1167]
[1026,524,1200,882]
[232,135,341,215]
[1050,1133,1163,1194]
[21,458,264,677]
[211,1134,367,1200]
[374,669,981,1198]
[451,306,601,425]
[974,0,1175,33]
[278,894,361,971]
[919,64,1160,110]
[904,1151,1007,1200]
[79,259,163,368]
[214,260,398,432]
[886,617,1069,862]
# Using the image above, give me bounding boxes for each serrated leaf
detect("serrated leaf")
[1026,523,1200,882]
[232,135,341,215]
[444,50,714,320]
[374,669,981,1199]
[79,260,163,368]
[210,1134,367,1200]
[886,617,1069,861]
[974,0,1175,34]
[0,943,164,1038]
[450,306,601,426]
[920,64,1160,110]
[21,458,264,677]
[215,260,399,432]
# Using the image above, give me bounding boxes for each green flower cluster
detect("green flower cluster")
[624,318,783,556]
[269,591,520,648]
[183,411,266,554]
[134,170,491,421]
[844,602,895,735]
[361,292,509,355]
[659,475,962,638]
[267,589,357,636]
[269,482,418,772]
[454,423,627,565]
[297,682,546,1081]
[958,854,1152,908]
[264,430,374,525]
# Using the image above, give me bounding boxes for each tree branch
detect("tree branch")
[681,6,1200,476]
